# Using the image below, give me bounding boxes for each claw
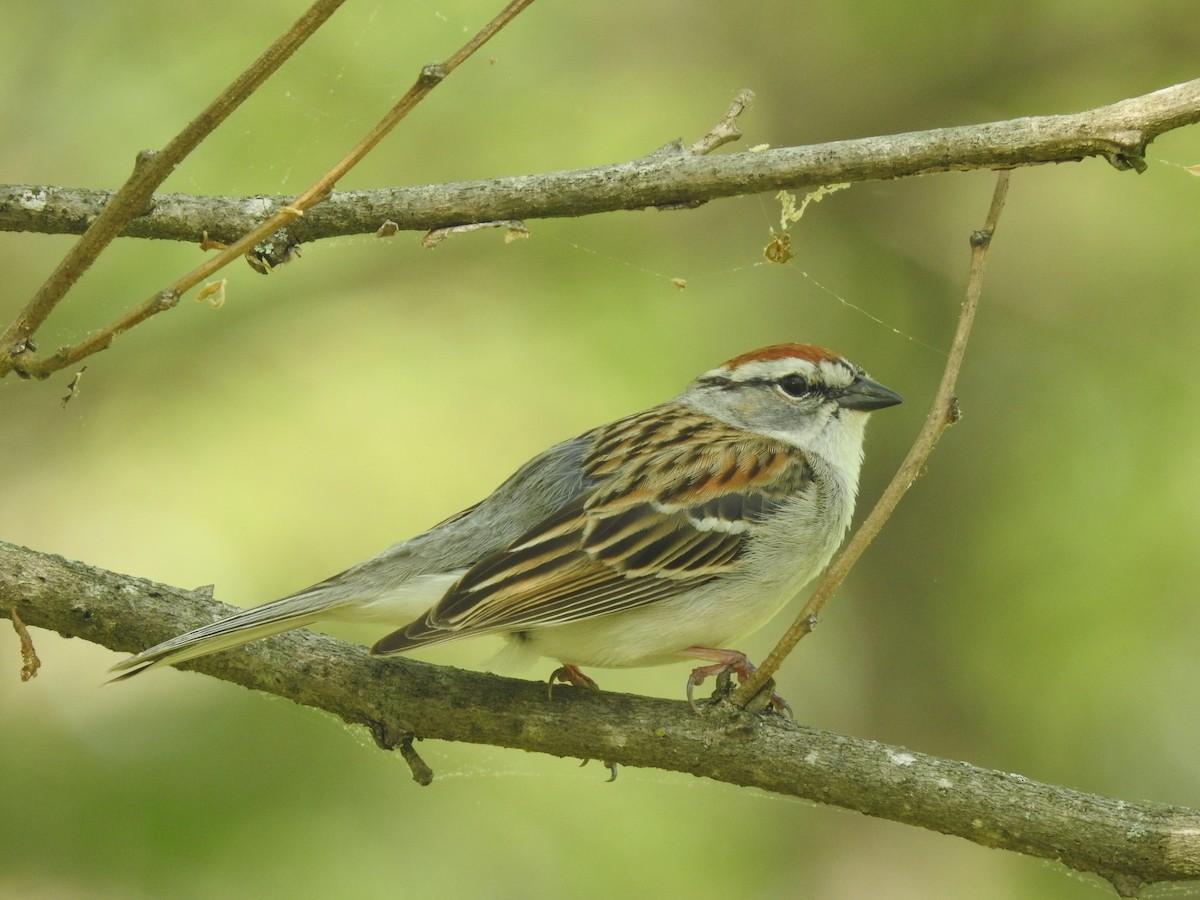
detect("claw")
[548,666,617,777]
[548,663,599,699]
[579,757,620,781]
[681,647,791,715]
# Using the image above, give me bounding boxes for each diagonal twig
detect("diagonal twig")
[4,80,1197,381]
[1,0,539,382]
[688,88,756,156]
[0,0,349,378]
[733,170,1012,707]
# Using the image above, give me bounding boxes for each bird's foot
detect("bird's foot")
[547,663,599,698]
[682,647,791,716]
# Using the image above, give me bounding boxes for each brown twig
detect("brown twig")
[10,606,41,681]
[733,170,1011,707]
[0,0,348,379]
[1,0,538,382]
[689,88,755,156]
[397,735,436,786]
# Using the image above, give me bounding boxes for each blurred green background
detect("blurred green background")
[3,1,1200,898]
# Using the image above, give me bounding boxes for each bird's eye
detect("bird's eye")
[777,374,809,397]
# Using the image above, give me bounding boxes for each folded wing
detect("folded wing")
[372,406,811,653]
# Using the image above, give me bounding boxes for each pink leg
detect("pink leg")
[548,663,599,697]
[680,647,791,715]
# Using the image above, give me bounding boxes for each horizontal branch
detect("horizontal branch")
[4,78,1199,247]
[2,539,1198,896]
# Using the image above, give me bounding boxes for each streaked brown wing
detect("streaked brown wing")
[372,407,811,653]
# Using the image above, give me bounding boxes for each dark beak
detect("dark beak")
[836,376,903,412]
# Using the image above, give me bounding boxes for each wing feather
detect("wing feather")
[371,406,813,655]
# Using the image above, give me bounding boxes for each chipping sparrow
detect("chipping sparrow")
[111,344,901,706]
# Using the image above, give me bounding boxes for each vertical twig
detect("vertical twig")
[732,170,1012,707]
[0,0,349,379]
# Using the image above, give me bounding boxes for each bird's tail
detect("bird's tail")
[108,589,352,680]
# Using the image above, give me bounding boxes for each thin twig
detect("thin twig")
[689,88,755,155]
[0,0,538,382]
[417,93,754,248]
[397,735,436,786]
[10,606,41,681]
[4,79,1198,381]
[0,0,348,378]
[733,170,1011,707]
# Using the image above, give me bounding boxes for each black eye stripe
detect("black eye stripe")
[697,373,836,398]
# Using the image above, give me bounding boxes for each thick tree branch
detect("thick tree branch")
[3,78,1198,248]
[2,538,1198,896]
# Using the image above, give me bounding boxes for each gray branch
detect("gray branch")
[2,538,1198,897]
[3,79,1199,247]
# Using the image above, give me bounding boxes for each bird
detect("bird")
[111,343,901,707]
